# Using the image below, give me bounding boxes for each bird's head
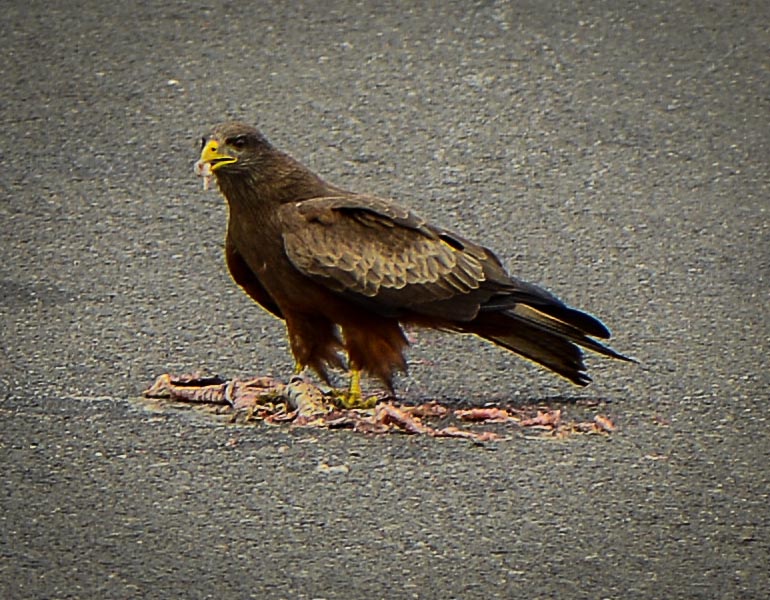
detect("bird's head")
[195,121,335,202]
[194,122,273,188]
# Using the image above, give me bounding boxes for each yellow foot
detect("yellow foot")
[334,370,379,409]
[334,390,379,410]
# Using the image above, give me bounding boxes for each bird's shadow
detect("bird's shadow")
[385,386,614,409]
[396,393,613,412]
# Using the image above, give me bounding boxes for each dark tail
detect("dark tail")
[464,303,633,386]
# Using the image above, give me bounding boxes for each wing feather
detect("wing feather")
[280,196,495,314]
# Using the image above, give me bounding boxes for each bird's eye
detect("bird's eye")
[228,135,248,149]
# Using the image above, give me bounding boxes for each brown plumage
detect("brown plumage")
[194,121,631,395]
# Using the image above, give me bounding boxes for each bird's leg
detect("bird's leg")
[349,368,362,398]
[335,369,378,409]
[290,365,374,409]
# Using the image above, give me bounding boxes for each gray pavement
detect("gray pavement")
[2,1,768,598]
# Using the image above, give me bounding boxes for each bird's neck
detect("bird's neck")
[219,155,338,207]
[216,156,341,250]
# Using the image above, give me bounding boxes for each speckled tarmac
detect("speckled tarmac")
[2,1,768,598]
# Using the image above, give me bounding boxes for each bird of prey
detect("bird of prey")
[194,121,631,403]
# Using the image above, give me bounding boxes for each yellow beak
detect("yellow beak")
[200,140,237,171]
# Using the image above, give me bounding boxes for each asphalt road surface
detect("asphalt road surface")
[2,1,768,598]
